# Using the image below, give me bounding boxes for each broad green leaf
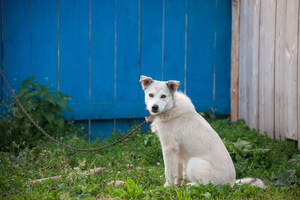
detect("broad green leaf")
[44,112,55,122]
[26,90,39,98]
[23,101,38,111]
[56,98,67,109]
[22,76,35,84]
[54,117,64,128]
[58,91,72,99]
[44,94,55,105]
[17,85,29,98]
[32,81,42,89]
[49,104,62,115]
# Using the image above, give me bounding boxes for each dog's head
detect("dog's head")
[139,75,180,115]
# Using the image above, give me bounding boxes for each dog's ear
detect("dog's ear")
[166,80,180,94]
[139,75,153,90]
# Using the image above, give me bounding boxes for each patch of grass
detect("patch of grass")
[0,118,299,199]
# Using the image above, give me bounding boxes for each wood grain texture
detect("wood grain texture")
[238,0,249,122]
[186,0,215,101]
[284,0,298,140]
[275,0,287,141]
[59,0,89,103]
[298,0,300,149]
[230,0,240,121]
[259,0,276,139]
[3,0,31,94]
[31,0,58,87]
[247,0,260,129]
[116,0,139,102]
[163,0,185,92]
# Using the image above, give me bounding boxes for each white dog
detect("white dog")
[140,75,266,189]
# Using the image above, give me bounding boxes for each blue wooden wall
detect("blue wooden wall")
[0,0,232,139]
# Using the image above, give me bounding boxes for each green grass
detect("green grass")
[1,119,300,199]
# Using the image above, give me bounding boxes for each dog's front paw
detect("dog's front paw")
[164,182,171,187]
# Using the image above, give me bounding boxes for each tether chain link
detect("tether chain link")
[0,69,147,151]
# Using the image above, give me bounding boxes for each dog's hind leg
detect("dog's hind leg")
[185,157,213,185]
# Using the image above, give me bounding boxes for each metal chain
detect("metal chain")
[0,69,147,151]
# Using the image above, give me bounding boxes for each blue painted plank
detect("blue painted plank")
[215,0,231,102]
[62,97,228,120]
[139,0,163,81]
[116,0,139,101]
[63,101,148,120]
[91,0,115,103]
[186,0,216,100]
[59,0,89,103]
[3,0,31,95]
[163,0,185,92]
[90,120,115,140]
[31,0,58,88]
[90,118,150,140]
[139,0,163,101]
[0,3,2,103]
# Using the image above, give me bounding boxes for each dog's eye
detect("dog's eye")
[149,93,154,97]
[161,94,166,98]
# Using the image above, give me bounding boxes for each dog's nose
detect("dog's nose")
[152,105,159,113]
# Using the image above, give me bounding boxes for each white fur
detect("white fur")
[140,75,266,189]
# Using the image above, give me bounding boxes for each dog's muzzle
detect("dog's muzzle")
[151,105,159,113]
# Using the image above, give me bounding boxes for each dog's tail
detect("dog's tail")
[236,178,267,190]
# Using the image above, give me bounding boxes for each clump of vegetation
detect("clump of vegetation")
[0,77,299,199]
[0,76,85,152]
[0,119,299,199]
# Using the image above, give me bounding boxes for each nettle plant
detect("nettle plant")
[0,76,77,151]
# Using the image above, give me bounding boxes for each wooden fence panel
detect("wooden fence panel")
[91,0,115,103]
[215,0,232,104]
[247,0,260,129]
[116,0,139,102]
[230,0,240,122]
[139,0,163,100]
[59,0,90,103]
[0,1,2,103]
[237,0,300,148]
[3,0,31,93]
[275,0,287,141]
[259,0,276,139]
[298,1,300,149]
[2,0,232,139]
[238,0,248,123]
[284,0,299,140]
[31,0,58,87]
[90,0,116,138]
[163,0,185,92]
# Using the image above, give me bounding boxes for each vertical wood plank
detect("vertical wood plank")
[247,0,260,129]
[139,0,162,100]
[259,0,276,139]
[238,0,249,122]
[231,0,240,121]
[298,0,300,149]
[116,0,139,102]
[275,0,287,141]
[186,0,215,100]
[91,0,115,103]
[59,0,89,103]
[31,0,58,87]
[3,0,31,93]
[163,0,185,92]
[0,0,3,103]
[284,0,298,140]
[90,0,115,139]
[215,0,232,112]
